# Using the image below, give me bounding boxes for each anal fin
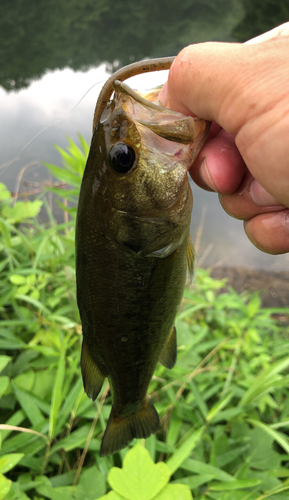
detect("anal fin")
[81,339,105,401]
[187,235,195,283]
[100,396,159,457]
[159,325,177,369]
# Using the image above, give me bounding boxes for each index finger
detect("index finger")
[161,36,289,206]
[245,21,289,44]
[163,38,288,135]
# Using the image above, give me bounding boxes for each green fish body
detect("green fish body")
[76,76,210,456]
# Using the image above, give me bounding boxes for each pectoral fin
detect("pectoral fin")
[159,325,177,369]
[81,339,105,401]
[187,235,195,283]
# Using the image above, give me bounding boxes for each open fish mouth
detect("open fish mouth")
[101,79,211,174]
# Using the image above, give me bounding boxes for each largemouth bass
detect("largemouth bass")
[76,58,211,456]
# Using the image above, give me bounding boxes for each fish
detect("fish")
[75,58,211,456]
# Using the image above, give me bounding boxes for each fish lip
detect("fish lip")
[113,82,211,161]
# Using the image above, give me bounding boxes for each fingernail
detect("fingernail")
[249,179,283,207]
[199,158,217,191]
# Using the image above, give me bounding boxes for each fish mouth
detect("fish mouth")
[112,79,211,168]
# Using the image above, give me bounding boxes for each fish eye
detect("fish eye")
[109,143,137,174]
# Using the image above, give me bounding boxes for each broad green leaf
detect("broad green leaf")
[16,284,30,295]
[247,294,261,317]
[49,350,65,439]
[14,294,51,315]
[172,474,214,489]
[0,473,11,499]
[12,384,44,426]
[98,493,125,500]
[248,427,281,470]
[207,393,233,422]
[4,481,30,499]
[0,355,12,373]
[209,478,262,490]
[50,471,76,488]
[177,304,205,320]
[210,407,243,424]
[13,370,35,392]
[0,183,11,200]
[248,419,289,455]
[10,349,39,378]
[55,379,84,435]
[0,421,48,456]
[166,427,203,475]
[0,453,24,474]
[217,445,250,468]
[271,420,289,430]
[75,466,106,500]
[2,201,42,222]
[0,410,25,440]
[108,444,170,500]
[44,163,81,187]
[0,337,26,349]
[50,425,94,453]
[0,377,9,399]
[52,486,78,500]
[154,483,192,500]
[181,458,234,482]
[189,381,208,418]
[78,134,90,157]
[34,475,54,498]
[255,480,289,500]
[166,418,182,448]
[9,275,27,285]
[145,434,156,462]
[244,470,280,496]
[17,456,43,474]
[240,357,289,406]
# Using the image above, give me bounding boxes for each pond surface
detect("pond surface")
[1,0,289,270]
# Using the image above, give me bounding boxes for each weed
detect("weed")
[1,137,289,500]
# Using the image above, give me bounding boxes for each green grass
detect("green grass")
[0,136,289,500]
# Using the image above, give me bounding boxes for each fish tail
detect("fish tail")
[100,396,159,457]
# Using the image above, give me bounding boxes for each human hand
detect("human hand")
[159,23,289,254]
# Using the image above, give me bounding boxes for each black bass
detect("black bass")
[76,58,211,456]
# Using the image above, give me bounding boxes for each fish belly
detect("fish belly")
[76,226,188,455]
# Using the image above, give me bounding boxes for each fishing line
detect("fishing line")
[0,78,106,177]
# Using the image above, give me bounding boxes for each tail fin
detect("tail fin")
[100,396,159,457]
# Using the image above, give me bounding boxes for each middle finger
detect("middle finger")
[220,170,285,220]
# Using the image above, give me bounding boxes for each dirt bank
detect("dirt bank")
[210,267,289,309]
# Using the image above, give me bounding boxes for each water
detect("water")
[1,0,289,270]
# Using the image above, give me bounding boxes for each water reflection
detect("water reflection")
[0,66,108,189]
[1,0,289,271]
[1,66,289,271]
[0,0,244,90]
[1,0,288,90]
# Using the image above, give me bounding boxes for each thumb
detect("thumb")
[164,40,287,134]
[162,40,289,206]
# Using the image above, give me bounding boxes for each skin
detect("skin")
[76,82,209,455]
[158,23,289,255]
